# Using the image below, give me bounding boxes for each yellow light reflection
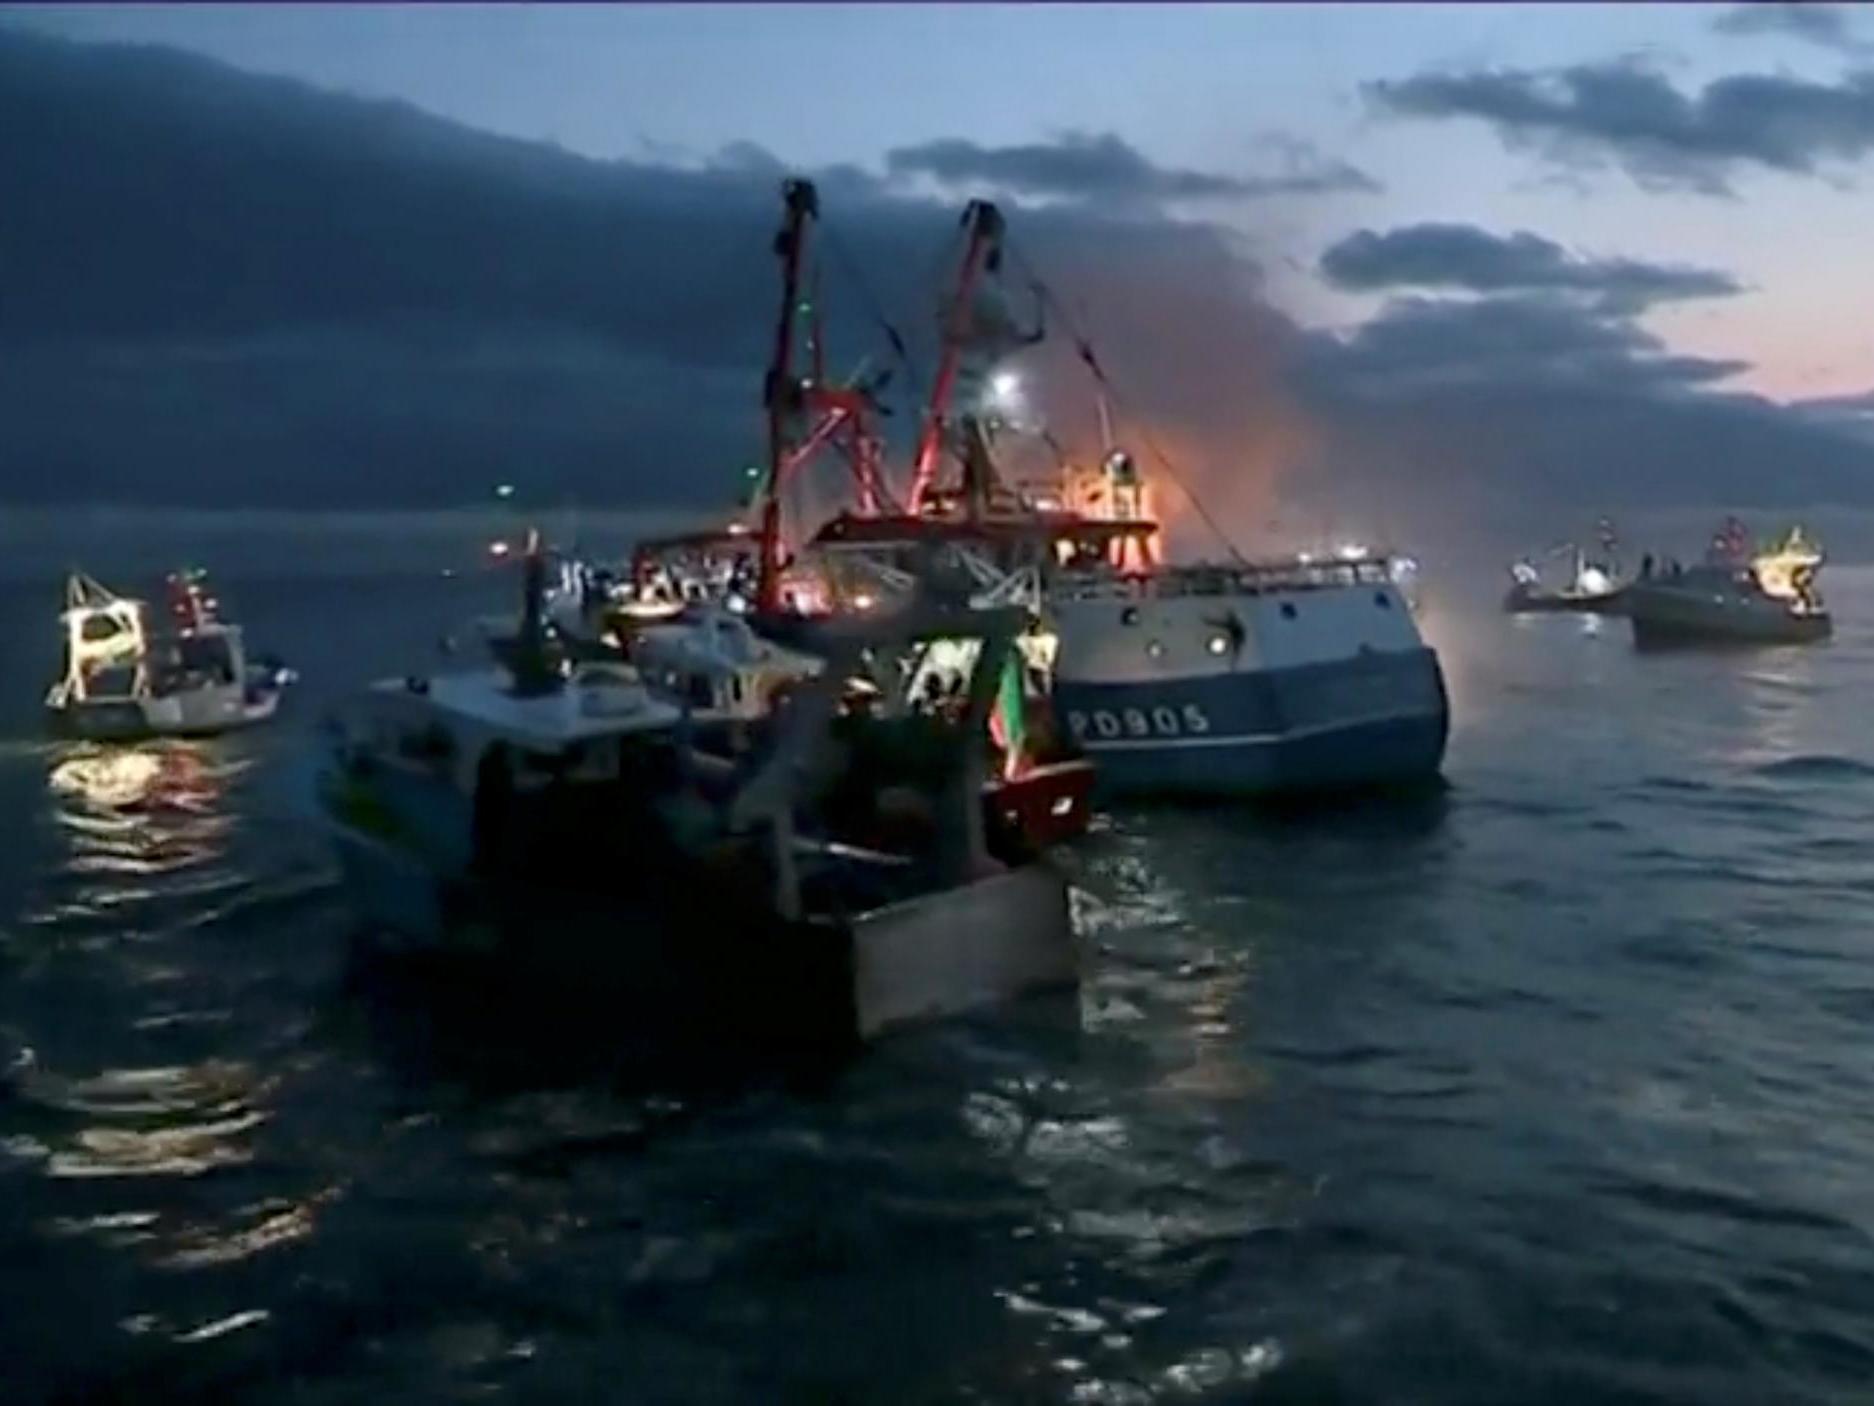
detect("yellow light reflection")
[45,741,239,883]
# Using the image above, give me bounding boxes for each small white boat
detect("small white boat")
[1503,545,1627,614]
[44,570,294,740]
[1628,522,1830,647]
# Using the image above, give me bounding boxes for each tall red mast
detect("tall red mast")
[754,179,896,613]
[907,200,1005,516]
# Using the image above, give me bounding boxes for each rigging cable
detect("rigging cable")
[820,221,922,401]
[1008,242,1248,566]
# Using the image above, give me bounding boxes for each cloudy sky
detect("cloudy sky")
[6,2,1874,545]
[22,1,1874,399]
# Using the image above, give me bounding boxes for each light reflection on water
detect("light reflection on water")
[3,724,335,1388]
[7,1059,271,1183]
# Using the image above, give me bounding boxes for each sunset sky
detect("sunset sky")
[20,1,1874,402]
[8,2,1874,537]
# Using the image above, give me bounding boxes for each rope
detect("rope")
[1008,241,1248,566]
[821,222,921,401]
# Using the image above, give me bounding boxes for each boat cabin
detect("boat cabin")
[1749,528,1825,615]
[626,608,823,720]
[47,574,150,709]
[325,663,687,880]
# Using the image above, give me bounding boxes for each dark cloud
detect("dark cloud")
[1319,223,1741,311]
[1300,293,1747,400]
[0,322,764,511]
[1792,388,1874,443]
[1366,60,1874,194]
[1713,3,1866,51]
[1287,294,1866,535]
[0,27,1310,521]
[884,131,1379,205]
[4,24,1874,549]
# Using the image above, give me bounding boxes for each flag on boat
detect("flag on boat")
[988,654,1028,779]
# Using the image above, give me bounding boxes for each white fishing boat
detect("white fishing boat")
[45,570,294,740]
[1628,520,1830,647]
[1503,544,1627,615]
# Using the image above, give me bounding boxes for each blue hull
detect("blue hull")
[1055,647,1449,799]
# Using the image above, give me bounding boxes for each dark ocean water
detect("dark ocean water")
[5,562,1874,1404]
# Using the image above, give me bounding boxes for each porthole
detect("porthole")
[1121,606,1140,626]
[1374,592,1391,609]
[1279,603,1297,620]
[1146,639,1165,660]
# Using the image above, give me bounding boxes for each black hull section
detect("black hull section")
[1631,612,1832,650]
[332,820,1076,1057]
[1503,586,1628,616]
[346,861,866,1060]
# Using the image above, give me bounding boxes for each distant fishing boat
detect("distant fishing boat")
[45,569,294,740]
[1627,520,1830,647]
[1504,522,1628,614]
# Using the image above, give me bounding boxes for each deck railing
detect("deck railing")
[1052,557,1398,601]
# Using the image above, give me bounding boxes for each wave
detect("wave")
[1752,755,1874,781]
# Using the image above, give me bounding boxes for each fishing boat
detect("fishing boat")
[318,536,1076,1048]
[1503,544,1627,614]
[45,569,294,740]
[1627,520,1830,647]
[1046,549,1446,797]
[622,524,762,623]
[476,544,627,667]
[779,193,1449,799]
[628,603,823,725]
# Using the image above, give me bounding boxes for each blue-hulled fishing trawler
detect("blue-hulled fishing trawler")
[788,195,1448,799]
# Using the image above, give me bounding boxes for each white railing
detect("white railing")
[1052,557,1397,602]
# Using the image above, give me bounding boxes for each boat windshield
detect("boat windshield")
[82,664,141,700]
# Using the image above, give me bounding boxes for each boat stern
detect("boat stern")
[847,862,1075,1040]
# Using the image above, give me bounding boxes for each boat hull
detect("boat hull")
[1630,605,1832,648]
[1055,647,1449,799]
[47,688,282,741]
[983,759,1095,856]
[326,819,1075,1047]
[1627,582,1830,648]
[1503,585,1628,616]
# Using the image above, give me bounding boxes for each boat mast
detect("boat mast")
[511,527,561,697]
[907,200,1006,516]
[754,178,894,613]
[758,178,819,616]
